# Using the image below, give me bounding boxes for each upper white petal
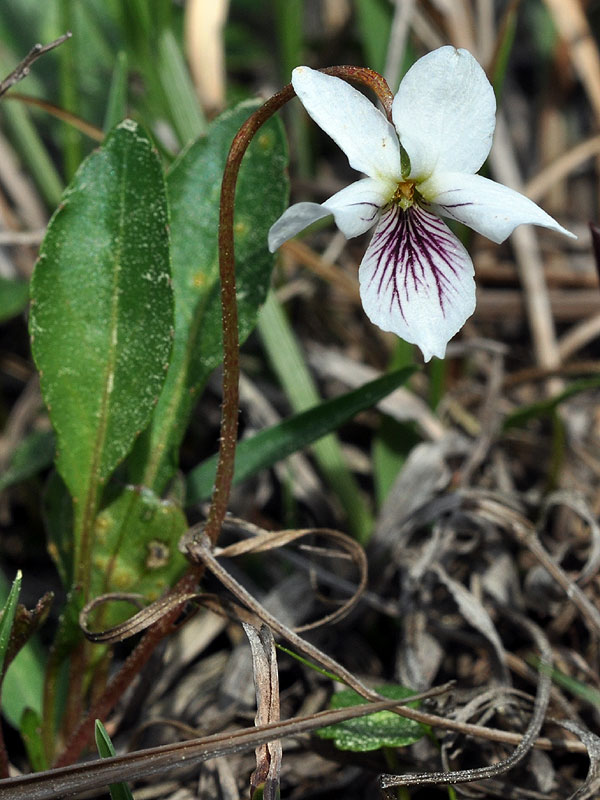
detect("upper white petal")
[359,203,476,362]
[292,66,402,182]
[268,202,332,252]
[421,171,577,243]
[392,47,496,180]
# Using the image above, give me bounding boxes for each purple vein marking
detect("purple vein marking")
[346,199,381,225]
[366,203,465,321]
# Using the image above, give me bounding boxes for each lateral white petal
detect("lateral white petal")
[359,204,475,362]
[323,177,392,238]
[292,66,402,182]
[422,171,577,243]
[268,202,332,252]
[392,47,496,180]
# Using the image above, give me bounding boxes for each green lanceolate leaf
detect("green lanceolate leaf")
[186,366,416,505]
[316,684,429,752]
[29,119,173,586]
[129,99,288,493]
[90,485,187,628]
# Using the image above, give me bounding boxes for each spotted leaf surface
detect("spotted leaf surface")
[316,684,429,751]
[90,486,187,628]
[29,120,173,504]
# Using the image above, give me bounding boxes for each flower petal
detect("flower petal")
[322,177,391,237]
[292,66,402,182]
[268,178,391,251]
[358,203,475,361]
[268,202,332,252]
[421,171,576,243]
[392,47,496,180]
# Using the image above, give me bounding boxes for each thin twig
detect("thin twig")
[0,33,72,99]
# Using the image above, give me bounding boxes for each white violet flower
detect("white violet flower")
[268,46,575,361]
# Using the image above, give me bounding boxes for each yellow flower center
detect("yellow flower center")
[391,180,415,211]
[391,181,415,211]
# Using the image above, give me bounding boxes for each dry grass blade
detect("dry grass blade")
[430,0,476,51]
[184,529,578,762]
[543,0,600,124]
[489,114,560,371]
[185,0,229,114]
[242,623,281,800]
[525,134,600,203]
[79,591,201,643]
[433,563,509,683]
[0,132,47,230]
[4,94,104,141]
[472,495,600,636]
[539,490,600,586]
[281,239,360,300]
[457,348,504,486]
[558,315,600,360]
[384,0,417,91]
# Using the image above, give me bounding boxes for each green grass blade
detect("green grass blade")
[0,572,22,673]
[186,364,416,505]
[0,574,45,731]
[529,654,600,708]
[491,0,521,101]
[103,50,129,132]
[19,708,47,771]
[1,101,63,207]
[157,28,206,144]
[95,720,135,800]
[503,375,600,430]
[0,276,29,323]
[0,430,55,493]
[354,0,393,74]
[58,0,83,180]
[257,291,373,543]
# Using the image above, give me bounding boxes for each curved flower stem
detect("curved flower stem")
[53,66,393,768]
[203,65,393,547]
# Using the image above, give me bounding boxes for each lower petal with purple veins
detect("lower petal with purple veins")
[358,203,476,361]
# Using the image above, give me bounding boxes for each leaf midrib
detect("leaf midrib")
[75,141,128,593]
